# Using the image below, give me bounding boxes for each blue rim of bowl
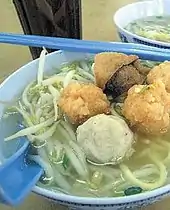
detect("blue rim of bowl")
[1,50,170,205]
[113,1,170,49]
[33,185,170,206]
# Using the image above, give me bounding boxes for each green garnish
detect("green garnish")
[124,186,142,196]
[53,81,63,90]
[29,85,48,96]
[60,61,80,73]
[139,85,150,93]
[156,16,163,19]
[62,154,69,170]
[139,84,155,93]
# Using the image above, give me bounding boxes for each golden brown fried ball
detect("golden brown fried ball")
[147,61,170,92]
[58,83,111,124]
[122,80,170,135]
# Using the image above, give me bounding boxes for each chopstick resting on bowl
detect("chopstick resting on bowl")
[0,32,170,61]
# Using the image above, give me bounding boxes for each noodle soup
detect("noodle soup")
[2,50,170,199]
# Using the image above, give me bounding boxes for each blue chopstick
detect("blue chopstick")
[0,32,163,52]
[0,32,166,53]
[0,32,170,61]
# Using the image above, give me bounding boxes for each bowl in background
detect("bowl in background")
[1,50,170,210]
[114,0,170,49]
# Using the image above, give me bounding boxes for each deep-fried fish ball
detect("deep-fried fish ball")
[58,83,110,124]
[147,61,170,92]
[122,80,170,135]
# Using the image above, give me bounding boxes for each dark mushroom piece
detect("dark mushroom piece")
[105,62,145,98]
[94,52,147,98]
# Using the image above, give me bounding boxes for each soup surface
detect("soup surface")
[1,51,170,198]
[125,16,170,43]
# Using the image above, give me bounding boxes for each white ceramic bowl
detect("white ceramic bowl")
[1,50,170,210]
[114,0,170,49]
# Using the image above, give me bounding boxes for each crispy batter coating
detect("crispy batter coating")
[94,52,138,89]
[58,83,111,124]
[122,80,170,135]
[147,61,170,92]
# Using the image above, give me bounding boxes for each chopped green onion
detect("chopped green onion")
[124,186,142,196]
[62,154,69,170]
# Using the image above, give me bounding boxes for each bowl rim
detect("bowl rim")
[1,50,170,204]
[113,0,170,47]
[33,185,170,205]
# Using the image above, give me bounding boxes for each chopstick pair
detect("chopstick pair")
[0,32,169,61]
